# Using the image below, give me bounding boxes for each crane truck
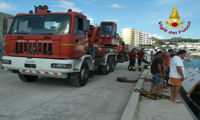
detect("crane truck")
[1,5,126,86]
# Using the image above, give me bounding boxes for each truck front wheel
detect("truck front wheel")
[79,65,89,86]
[71,64,89,87]
[18,74,38,82]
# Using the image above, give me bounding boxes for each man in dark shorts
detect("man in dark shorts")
[128,48,137,71]
[150,52,164,98]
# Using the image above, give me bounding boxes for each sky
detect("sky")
[0,0,199,39]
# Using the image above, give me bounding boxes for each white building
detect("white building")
[133,30,140,47]
[121,28,134,45]
[121,28,152,49]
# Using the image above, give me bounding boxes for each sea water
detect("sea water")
[184,58,200,78]
[184,58,200,70]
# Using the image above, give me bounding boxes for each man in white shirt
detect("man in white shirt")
[169,50,187,103]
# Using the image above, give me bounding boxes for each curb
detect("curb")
[120,70,148,120]
[120,92,140,120]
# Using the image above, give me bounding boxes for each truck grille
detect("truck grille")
[15,41,53,55]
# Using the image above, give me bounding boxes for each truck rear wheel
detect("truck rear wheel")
[18,74,38,82]
[109,58,116,72]
[99,64,110,75]
[99,57,115,74]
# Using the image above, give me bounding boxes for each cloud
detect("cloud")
[51,0,82,12]
[0,2,13,11]
[111,3,123,9]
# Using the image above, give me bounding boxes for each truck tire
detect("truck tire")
[99,64,110,75]
[79,65,89,86]
[18,74,38,82]
[117,55,123,63]
[109,57,116,72]
[71,64,89,87]
[98,56,115,75]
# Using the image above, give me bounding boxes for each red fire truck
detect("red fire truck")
[98,21,128,63]
[2,5,125,86]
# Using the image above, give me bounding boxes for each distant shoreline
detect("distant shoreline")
[191,55,200,58]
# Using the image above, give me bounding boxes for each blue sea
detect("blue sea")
[184,58,200,70]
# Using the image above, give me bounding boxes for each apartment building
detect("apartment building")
[121,28,152,49]
[139,32,153,45]
[121,28,134,45]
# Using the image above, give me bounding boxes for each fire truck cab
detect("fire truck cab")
[2,5,114,86]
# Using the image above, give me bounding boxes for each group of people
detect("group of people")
[150,49,187,103]
[128,48,149,71]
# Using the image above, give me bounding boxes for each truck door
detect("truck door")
[74,16,89,56]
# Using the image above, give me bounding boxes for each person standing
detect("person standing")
[137,48,149,71]
[169,50,187,103]
[137,49,144,71]
[150,52,164,98]
[128,48,137,71]
[162,52,171,88]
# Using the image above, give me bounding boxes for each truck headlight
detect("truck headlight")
[2,59,12,64]
[51,63,72,69]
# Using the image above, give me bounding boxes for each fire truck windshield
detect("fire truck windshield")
[100,23,114,36]
[9,14,70,35]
